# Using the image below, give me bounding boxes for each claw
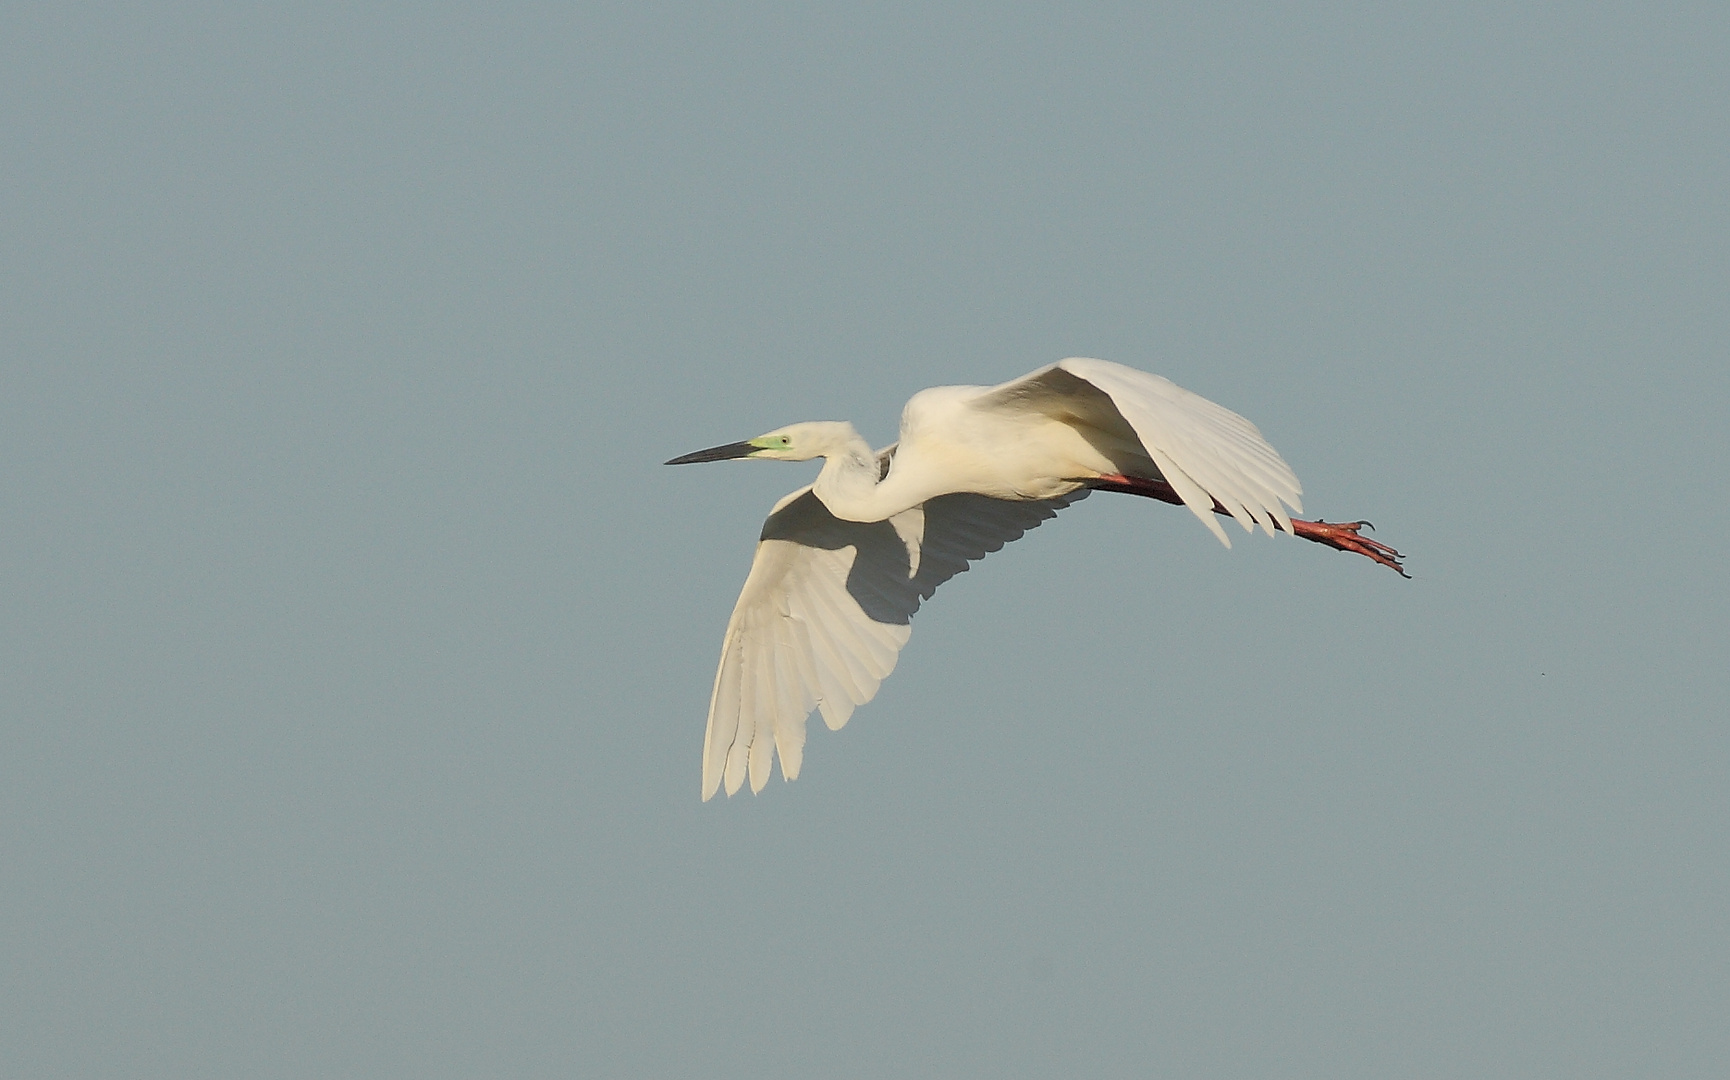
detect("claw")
[1288,517,1408,576]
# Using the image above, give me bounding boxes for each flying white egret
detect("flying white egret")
[668,358,1404,800]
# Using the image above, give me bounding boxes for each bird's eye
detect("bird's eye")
[778,436,790,445]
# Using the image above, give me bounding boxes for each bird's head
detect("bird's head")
[665,422,853,465]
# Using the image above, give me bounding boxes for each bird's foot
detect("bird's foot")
[1289,518,1408,577]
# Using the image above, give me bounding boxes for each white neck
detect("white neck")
[807,424,933,523]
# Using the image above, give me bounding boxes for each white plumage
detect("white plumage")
[667,358,1402,799]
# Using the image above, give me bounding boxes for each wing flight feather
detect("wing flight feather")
[980,358,1301,547]
[699,485,1083,799]
[1058,357,1301,542]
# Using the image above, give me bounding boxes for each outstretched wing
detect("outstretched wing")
[980,357,1302,546]
[701,486,1086,799]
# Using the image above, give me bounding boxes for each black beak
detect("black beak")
[664,440,758,465]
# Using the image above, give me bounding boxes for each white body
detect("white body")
[682,358,1305,799]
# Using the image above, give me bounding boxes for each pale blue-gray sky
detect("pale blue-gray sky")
[4,4,1726,1077]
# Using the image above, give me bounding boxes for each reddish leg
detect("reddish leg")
[1090,474,1408,577]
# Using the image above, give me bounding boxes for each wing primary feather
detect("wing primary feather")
[702,631,746,801]
[770,618,808,783]
[723,641,760,796]
[1050,358,1305,545]
[746,637,779,793]
[1140,446,1233,546]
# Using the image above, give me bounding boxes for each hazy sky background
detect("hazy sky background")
[4,4,1726,1077]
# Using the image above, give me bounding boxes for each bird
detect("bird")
[667,357,1404,799]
